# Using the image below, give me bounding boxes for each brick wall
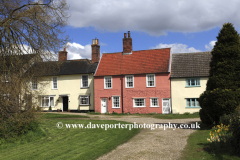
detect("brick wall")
[94,73,171,114]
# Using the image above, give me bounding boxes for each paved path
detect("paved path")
[52,112,200,160]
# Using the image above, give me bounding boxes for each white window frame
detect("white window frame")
[112,96,120,108]
[125,75,134,88]
[41,96,54,107]
[150,97,159,107]
[81,75,89,88]
[146,74,155,87]
[133,98,146,107]
[31,78,38,90]
[79,95,90,105]
[52,77,58,89]
[104,76,112,89]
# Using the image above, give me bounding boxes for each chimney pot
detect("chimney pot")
[128,31,130,38]
[124,33,127,38]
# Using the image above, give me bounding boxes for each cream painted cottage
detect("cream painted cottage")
[170,52,212,114]
[30,39,100,112]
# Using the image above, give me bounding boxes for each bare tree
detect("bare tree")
[0,0,69,139]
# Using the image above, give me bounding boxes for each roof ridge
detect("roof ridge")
[102,48,171,55]
[173,51,211,55]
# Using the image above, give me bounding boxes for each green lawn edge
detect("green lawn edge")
[0,118,140,160]
[179,124,240,160]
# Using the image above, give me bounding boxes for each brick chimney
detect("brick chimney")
[123,31,132,54]
[58,48,67,61]
[91,38,100,63]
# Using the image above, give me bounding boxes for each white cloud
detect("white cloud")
[64,42,91,60]
[67,0,240,36]
[205,41,216,50]
[152,43,201,53]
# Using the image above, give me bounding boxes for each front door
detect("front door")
[63,96,68,111]
[162,98,171,114]
[101,98,107,113]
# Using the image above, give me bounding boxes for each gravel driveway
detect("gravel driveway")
[54,113,200,160]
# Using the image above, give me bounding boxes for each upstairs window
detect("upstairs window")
[146,74,155,87]
[81,75,89,88]
[125,75,134,88]
[32,77,38,90]
[80,95,89,105]
[104,76,112,89]
[186,98,200,108]
[52,77,58,89]
[186,78,200,87]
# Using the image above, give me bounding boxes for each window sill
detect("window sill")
[52,88,58,90]
[80,104,90,106]
[150,106,159,107]
[146,86,155,88]
[112,107,120,109]
[104,88,112,89]
[185,86,201,88]
[81,87,89,89]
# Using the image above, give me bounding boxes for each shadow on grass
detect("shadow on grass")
[200,142,240,160]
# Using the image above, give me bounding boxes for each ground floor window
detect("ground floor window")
[112,96,120,108]
[186,98,200,107]
[80,95,90,105]
[133,98,145,107]
[41,96,54,107]
[150,98,159,107]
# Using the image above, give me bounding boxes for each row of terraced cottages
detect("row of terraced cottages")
[29,31,212,114]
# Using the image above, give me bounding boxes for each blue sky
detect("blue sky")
[63,0,240,60]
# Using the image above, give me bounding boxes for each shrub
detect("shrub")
[199,23,240,125]
[112,111,118,115]
[183,112,190,115]
[207,124,230,143]
[229,117,240,155]
[49,106,52,111]
[199,109,213,125]
[0,112,38,140]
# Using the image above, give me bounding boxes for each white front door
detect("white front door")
[162,99,171,114]
[101,98,107,113]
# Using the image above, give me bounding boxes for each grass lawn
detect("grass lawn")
[152,114,199,119]
[180,123,240,160]
[87,112,200,119]
[0,113,140,160]
[37,113,90,119]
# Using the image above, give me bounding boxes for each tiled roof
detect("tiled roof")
[170,52,212,78]
[29,59,98,76]
[95,48,171,76]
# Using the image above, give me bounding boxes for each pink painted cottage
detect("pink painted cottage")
[94,31,172,114]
